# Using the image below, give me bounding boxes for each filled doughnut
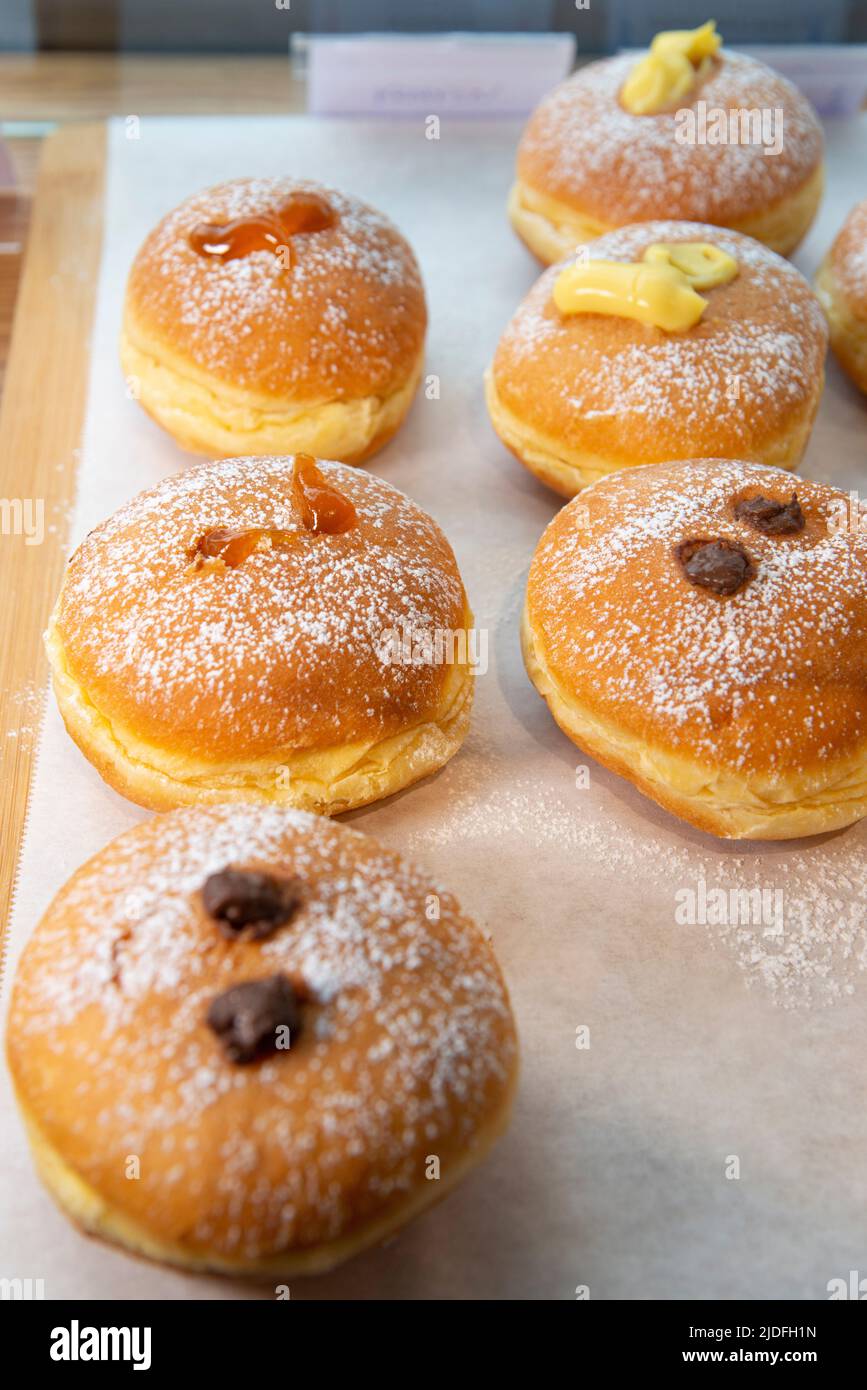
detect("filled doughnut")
[510,21,824,264]
[6,804,519,1275]
[522,458,867,840]
[121,178,427,463]
[815,199,867,396]
[486,221,826,497]
[46,455,473,814]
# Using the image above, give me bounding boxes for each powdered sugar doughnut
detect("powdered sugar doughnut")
[510,50,824,264]
[6,804,519,1275]
[523,459,867,840]
[46,455,473,814]
[121,178,427,462]
[816,199,867,396]
[485,222,826,498]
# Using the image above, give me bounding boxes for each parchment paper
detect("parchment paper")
[3,113,867,1301]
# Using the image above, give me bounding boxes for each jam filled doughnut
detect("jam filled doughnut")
[510,21,824,265]
[486,221,827,498]
[6,805,519,1276]
[46,455,473,814]
[121,178,427,463]
[815,199,867,396]
[523,459,867,840]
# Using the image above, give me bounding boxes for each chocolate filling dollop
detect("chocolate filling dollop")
[735,493,804,536]
[202,868,301,941]
[675,538,754,596]
[207,974,301,1064]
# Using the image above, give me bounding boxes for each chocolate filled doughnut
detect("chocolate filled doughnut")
[46,455,473,814]
[510,21,823,265]
[523,459,867,840]
[121,178,427,462]
[815,199,867,396]
[6,805,519,1275]
[486,222,826,498]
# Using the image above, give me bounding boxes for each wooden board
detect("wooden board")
[0,123,105,982]
[0,55,304,121]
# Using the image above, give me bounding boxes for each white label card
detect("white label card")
[305,33,577,119]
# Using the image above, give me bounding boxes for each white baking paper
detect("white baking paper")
[3,112,867,1300]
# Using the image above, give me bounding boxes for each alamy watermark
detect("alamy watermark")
[377,621,488,676]
[675,877,783,936]
[825,491,867,534]
[827,1270,867,1299]
[675,102,784,157]
[0,497,43,546]
[0,1276,45,1300]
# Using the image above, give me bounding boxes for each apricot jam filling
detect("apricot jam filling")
[189,191,336,264]
[193,456,357,568]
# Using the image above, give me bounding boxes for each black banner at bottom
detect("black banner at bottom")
[3,1298,862,1374]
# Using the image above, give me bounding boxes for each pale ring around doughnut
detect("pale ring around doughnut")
[523,459,867,840]
[510,49,824,264]
[815,199,867,397]
[487,222,827,498]
[46,456,474,816]
[6,805,519,1275]
[121,178,427,463]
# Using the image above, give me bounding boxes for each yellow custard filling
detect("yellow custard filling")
[553,242,737,332]
[621,21,722,115]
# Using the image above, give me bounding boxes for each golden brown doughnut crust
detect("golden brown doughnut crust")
[516,51,823,231]
[815,200,867,397]
[826,199,867,318]
[123,178,426,405]
[47,456,472,811]
[6,805,519,1274]
[524,460,867,840]
[489,222,827,484]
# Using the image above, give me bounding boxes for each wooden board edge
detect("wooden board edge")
[0,122,107,988]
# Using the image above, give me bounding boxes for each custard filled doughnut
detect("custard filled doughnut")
[523,459,867,840]
[486,221,826,498]
[121,178,427,462]
[816,199,867,396]
[510,22,823,264]
[46,455,473,814]
[6,804,518,1275]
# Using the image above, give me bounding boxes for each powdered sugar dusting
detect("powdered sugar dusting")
[56,457,465,756]
[496,222,827,446]
[518,51,823,224]
[10,805,516,1257]
[408,755,867,1011]
[126,177,425,394]
[831,198,867,313]
[529,459,867,771]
